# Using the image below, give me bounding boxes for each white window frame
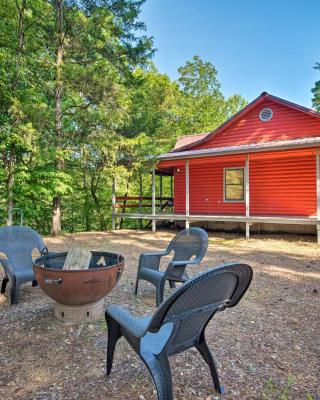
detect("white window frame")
[223,167,246,203]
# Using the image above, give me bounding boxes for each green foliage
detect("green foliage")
[261,376,314,400]
[0,2,247,233]
[311,62,320,111]
[172,55,247,138]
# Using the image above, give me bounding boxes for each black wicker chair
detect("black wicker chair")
[0,226,48,304]
[134,227,209,306]
[106,263,253,399]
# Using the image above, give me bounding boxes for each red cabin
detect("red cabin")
[113,92,320,241]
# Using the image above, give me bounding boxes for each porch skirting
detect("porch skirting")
[113,212,320,241]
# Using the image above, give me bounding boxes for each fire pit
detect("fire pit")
[33,251,124,323]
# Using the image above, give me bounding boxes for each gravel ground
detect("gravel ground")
[0,230,319,400]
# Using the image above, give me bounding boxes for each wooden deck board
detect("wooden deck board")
[114,212,319,225]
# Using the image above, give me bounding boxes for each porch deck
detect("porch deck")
[115,211,318,225]
[114,210,319,242]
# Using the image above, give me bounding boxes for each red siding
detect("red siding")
[250,150,316,216]
[174,155,246,215]
[158,94,320,219]
[172,149,316,217]
[192,98,320,150]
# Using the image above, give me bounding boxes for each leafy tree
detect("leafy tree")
[45,0,154,234]
[173,55,246,137]
[311,62,320,111]
[0,0,52,225]
[0,4,247,234]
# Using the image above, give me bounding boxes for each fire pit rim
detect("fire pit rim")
[33,250,124,272]
[33,250,125,307]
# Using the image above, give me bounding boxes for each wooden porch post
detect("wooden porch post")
[152,168,156,232]
[245,154,250,239]
[185,160,190,229]
[112,176,116,230]
[170,175,173,212]
[316,150,320,243]
[160,174,163,209]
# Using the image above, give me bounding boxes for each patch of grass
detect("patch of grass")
[262,376,294,400]
[83,334,93,343]
[97,318,107,332]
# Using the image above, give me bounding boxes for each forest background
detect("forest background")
[1,0,319,234]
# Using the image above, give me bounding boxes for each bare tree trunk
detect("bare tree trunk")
[82,148,91,231]
[52,196,61,233]
[52,0,64,235]
[90,174,106,231]
[7,0,27,226]
[7,145,15,226]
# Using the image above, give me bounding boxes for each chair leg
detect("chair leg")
[156,279,166,307]
[168,280,176,289]
[105,314,122,375]
[140,351,173,400]
[10,276,19,305]
[1,276,9,293]
[195,336,224,394]
[134,276,139,295]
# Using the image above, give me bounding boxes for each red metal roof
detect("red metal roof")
[171,92,320,153]
[173,133,209,150]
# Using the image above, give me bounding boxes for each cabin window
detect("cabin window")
[224,168,245,202]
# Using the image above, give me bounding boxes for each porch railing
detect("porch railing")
[114,196,173,212]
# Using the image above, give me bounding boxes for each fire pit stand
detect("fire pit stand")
[54,300,105,323]
[33,251,124,324]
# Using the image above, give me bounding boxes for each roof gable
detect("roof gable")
[173,92,320,152]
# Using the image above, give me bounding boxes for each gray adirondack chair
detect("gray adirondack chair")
[106,263,253,400]
[134,227,209,306]
[0,226,48,304]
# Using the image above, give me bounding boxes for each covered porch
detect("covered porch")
[112,137,320,242]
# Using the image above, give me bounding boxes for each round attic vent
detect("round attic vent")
[259,108,273,122]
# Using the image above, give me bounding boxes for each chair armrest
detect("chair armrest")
[40,247,49,256]
[170,258,201,267]
[0,257,14,274]
[106,304,151,338]
[138,249,170,271]
[140,250,170,257]
[162,258,202,281]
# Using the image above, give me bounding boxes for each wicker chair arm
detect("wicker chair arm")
[140,250,170,258]
[0,257,14,274]
[106,304,151,338]
[138,250,170,271]
[162,257,203,285]
[41,246,49,256]
[170,258,200,267]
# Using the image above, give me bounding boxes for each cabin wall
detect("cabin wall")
[174,155,246,215]
[191,99,320,150]
[250,150,317,216]
[173,149,317,217]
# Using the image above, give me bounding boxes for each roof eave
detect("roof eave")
[157,137,320,161]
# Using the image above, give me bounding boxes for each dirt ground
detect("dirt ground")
[0,230,319,400]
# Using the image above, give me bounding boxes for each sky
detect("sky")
[141,0,320,107]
